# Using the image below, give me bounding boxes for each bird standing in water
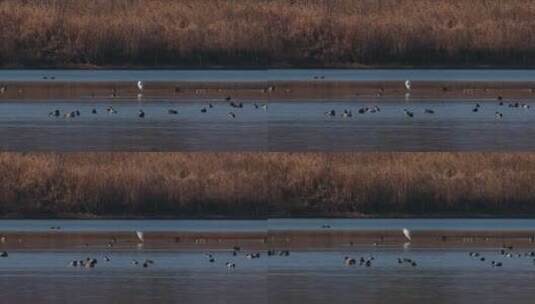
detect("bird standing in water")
[405,80,411,91]
[402,228,412,241]
[136,231,144,242]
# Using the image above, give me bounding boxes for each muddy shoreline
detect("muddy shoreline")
[1,230,534,250]
[1,81,535,100]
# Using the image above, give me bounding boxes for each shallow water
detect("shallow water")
[2,69,535,82]
[2,218,535,232]
[1,248,535,304]
[0,98,533,151]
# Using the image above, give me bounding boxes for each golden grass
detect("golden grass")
[1,152,535,217]
[1,0,535,67]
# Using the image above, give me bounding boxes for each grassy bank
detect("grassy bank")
[1,0,535,68]
[1,153,535,218]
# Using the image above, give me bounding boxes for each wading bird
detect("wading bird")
[405,80,411,91]
[136,231,144,242]
[137,81,144,91]
[402,228,412,241]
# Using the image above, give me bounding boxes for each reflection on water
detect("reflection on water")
[2,69,535,82]
[1,249,535,304]
[1,99,534,151]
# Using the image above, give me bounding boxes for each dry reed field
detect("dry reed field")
[1,0,535,67]
[0,152,534,218]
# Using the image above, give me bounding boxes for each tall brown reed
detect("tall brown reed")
[1,0,535,67]
[0,153,534,217]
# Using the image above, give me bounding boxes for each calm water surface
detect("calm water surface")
[1,248,535,303]
[2,69,535,82]
[2,219,535,232]
[1,98,533,151]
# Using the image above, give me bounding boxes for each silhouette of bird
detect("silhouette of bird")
[424,109,435,114]
[228,112,236,119]
[226,262,236,270]
[138,110,145,118]
[345,257,356,266]
[325,110,336,117]
[49,109,61,117]
[404,109,414,118]
[107,106,117,114]
[168,109,178,115]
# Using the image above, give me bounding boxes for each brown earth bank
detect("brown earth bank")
[2,81,535,101]
[2,0,535,68]
[0,230,534,250]
[2,153,535,218]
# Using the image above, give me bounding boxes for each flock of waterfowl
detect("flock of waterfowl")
[61,247,287,271]
[47,100,268,120]
[0,227,532,272]
[41,79,534,121]
[322,96,531,120]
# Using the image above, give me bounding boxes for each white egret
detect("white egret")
[404,80,411,91]
[137,81,144,91]
[136,231,144,242]
[402,228,412,241]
